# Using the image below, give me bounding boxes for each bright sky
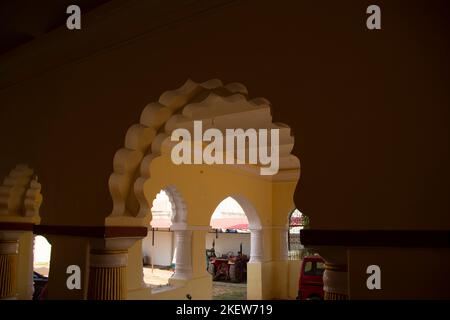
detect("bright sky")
[211,196,246,219]
[34,235,51,264]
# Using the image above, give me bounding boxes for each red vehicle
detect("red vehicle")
[297,255,326,300]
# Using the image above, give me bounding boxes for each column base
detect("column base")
[87,265,127,300]
[324,291,348,300]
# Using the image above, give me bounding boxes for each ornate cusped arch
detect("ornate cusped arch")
[160,185,187,227]
[0,164,42,218]
[108,79,300,222]
[228,194,262,230]
[0,164,42,300]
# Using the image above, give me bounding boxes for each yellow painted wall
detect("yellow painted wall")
[272,261,289,299]
[119,148,299,300]
[45,235,89,300]
[246,263,263,300]
[271,181,298,226]
[17,232,34,299]
[148,159,271,227]
[288,260,301,299]
[127,240,146,292]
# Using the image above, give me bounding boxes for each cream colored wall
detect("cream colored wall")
[288,260,301,299]
[272,261,289,298]
[247,262,263,300]
[271,181,298,226]
[148,155,293,299]
[127,240,146,294]
[146,155,273,227]
[142,230,174,266]
[120,148,299,299]
[205,232,250,257]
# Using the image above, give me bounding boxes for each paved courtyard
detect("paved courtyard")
[143,266,174,287]
[34,264,247,299]
[212,281,246,300]
[143,266,246,299]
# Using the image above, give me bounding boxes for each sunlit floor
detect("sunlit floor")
[34,264,246,299]
[143,266,174,287]
[143,266,246,299]
[212,281,246,300]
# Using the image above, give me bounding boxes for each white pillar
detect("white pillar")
[171,230,192,280]
[249,229,264,263]
[318,247,349,300]
[277,227,289,261]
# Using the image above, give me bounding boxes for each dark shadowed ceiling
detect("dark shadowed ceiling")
[0,0,112,55]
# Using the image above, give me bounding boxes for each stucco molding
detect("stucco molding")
[0,164,42,219]
[163,185,187,226]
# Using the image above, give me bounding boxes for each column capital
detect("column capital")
[0,240,19,255]
[90,236,141,252]
[0,230,27,242]
[249,229,265,263]
[171,229,193,281]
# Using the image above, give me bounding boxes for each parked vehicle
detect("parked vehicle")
[297,255,325,300]
[33,271,48,300]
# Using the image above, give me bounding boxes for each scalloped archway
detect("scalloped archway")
[105,79,300,300]
[107,78,300,225]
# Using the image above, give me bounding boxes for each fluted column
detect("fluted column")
[249,229,264,263]
[0,239,19,299]
[87,249,128,300]
[87,237,140,300]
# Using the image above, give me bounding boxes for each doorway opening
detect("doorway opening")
[206,196,251,300]
[288,209,314,260]
[142,189,175,288]
[33,235,51,299]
